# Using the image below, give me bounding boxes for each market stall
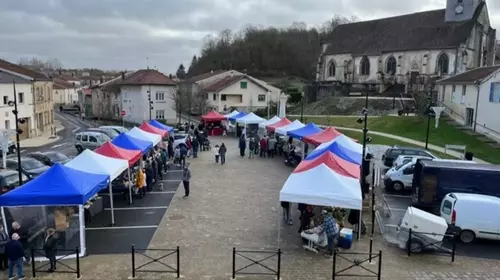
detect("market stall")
[306,134,363,165]
[223,110,240,119]
[139,122,169,138]
[201,111,227,136]
[276,120,304,135]
[0,163,109,258]
[266,117,291,133]
[259,116,281,128]
[127,127,162,146]
[149,119,174,134]
[65,150,129,225]
[302,127,343,146]
[95,142,142,166]
[236,113,266,138]
[112,133,152,155]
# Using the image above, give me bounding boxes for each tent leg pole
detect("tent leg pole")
[109,181,115,226]
[357,209,362,241]
[79,205,86,256]
[1,207,8,237]
[302,142,305,160]
[128,168,133,205]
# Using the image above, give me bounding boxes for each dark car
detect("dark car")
[382,146,436,167]
[26,151,71,166]
[6,156,50,179]
[0,169,29,194]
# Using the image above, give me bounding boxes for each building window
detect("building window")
[440,85,445,102]
[18,92,24,103]
[451,85,456,102]
[155,110,165,119]
[155,91,165,101]
[386,56,397,75]
[213,94,216,101]
[221,94,227,101]
[328,60,336,77]
[360,56,370,76]
[3,96,7,105]
[489,82,500,103]
[258,94,266,102]
[437,53,449,74]
[461,85,467,104]
[4,120,9,129]
[240,81,247,89]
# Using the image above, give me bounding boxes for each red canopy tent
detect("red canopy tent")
[266,118,291,132]
[201,111,226,122]
[294,151,360,179]
[303,127,342,146]
[95,142,142,167]
[139,122,168,138]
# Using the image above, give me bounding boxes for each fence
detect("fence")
[232,247,281,279]
[31,246,80,278]
[131,245,180,278]
[332,250,382,280]
[407,228,457,262]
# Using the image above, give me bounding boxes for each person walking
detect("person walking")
[259,137,268,158]
[6,233,25,280]
[179,144,188,168]
[0,225,8,270]
[192,136,199,158]
[214,145,220,163]
[238,135,246,158]
[11,222,29,265]
[219,143,227,165]
[146,161,154,192]
[182,165,192,199]
[281,201,292,225]
[268,137,276,158]
[248,138,256,159]
[43,228,58,272]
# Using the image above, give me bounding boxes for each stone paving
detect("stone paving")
[5,136,500,279]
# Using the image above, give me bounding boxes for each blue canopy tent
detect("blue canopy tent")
[0,163,109,258]
[306,141,362,165]
[228,112,247,121]
[287,123,322,140]
[112,133,152,155]
[149,119,174,133]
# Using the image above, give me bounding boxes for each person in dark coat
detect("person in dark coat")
[168,137,174,160]
[238,135,246,158]
[6,233,25,279]
[219,143,227,165]
[11,222,29,265]
[192,136,199,158]
[145,161,154,192]
[179,145,188,167]
[43,228,58,272]
[0,225,8,270]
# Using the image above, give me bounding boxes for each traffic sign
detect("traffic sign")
[121,110,126,116]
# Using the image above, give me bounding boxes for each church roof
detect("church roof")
[324,6,483,56]
[437,66,500,84]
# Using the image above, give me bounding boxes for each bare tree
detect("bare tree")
[170,86,191,123]
[191,91,210,116]
[18,57,63,70]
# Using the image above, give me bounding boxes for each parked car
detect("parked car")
[173,133,188,148]
[75,131,110,153]
[26,151,71,166]
[87,127,120,139]
[0,169,29,194]
[392,155,434,169]
[99,125,128,134]
[382,146,437,167]
[5,156,50,179]
[440,193,500,243]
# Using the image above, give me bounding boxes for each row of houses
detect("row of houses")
[84,69,282,125]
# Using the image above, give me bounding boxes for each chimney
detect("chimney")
[121,72,125,80]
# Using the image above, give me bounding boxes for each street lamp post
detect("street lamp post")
[424,84,436,150]
[300,92,305,123]
[147,85,153,121]
[10,81,24,185]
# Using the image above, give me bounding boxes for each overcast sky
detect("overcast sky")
[0,0,498,74]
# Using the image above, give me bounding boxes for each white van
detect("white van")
[384,158,477,192]
[440,193,500,243]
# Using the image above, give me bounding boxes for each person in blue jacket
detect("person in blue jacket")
[6,233,25,280]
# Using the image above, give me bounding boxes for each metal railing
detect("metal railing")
[332,250,383,280]
[30,246,80,278]
[407,228,457,262]
[232,247,281,279]
[131,245,180,278]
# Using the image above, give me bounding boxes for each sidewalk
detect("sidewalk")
[19,120,64,148]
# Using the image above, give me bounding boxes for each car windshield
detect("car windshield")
[21,158,46,170]
[174,135,186,140]
[396,162,411,171]
[4,174,28,187]
[45,152,69,162]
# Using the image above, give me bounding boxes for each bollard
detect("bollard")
[31,246,36,278]
[232,247,236,279]
[76,246,81,278]
[176,246,180,278]
[377,250,383,280]
[277,249,281,280]
[131,245,136,278]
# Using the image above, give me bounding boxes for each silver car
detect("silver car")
[75,131,110,153]
[87,127,120,139]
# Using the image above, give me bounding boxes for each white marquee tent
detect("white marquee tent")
[224,110,239,119]
[236,112,266,124]
[259,116,281,128]
[276,120,304,135]
[127,127,162,146]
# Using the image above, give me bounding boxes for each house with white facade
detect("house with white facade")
[0,70,35,140]
[437,65,500,142]
[53,79,78,105]
[316,0,496,99]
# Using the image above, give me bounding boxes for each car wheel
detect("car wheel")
[76,145,83,154]
[459,230,475,244]
[408,238,423,253]
[392,181,405,192]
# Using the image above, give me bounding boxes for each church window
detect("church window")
[437,53,449,74]
[360,56,370,75]
[386,56,397,75]
[328,60,336,77]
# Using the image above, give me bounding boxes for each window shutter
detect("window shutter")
[490,83,495,102]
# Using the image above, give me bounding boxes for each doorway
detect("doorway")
[465,107,474,127]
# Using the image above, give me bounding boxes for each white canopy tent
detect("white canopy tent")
[276,120,304,135]
[127,127,162,146]
[65,149,129,225]
[223,110,239,119]
[236,112,266,124]
[259,116,281,128]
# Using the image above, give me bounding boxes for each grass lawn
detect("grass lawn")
[338,129,455,159]
[298,115,500,163]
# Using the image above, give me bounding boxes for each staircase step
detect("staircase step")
[477,136,497,144]
[490,143,500,149]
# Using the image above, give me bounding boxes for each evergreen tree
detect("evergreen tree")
[176,64,186,79]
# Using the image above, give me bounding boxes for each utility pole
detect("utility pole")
[148,84,153,121]
[11,81,23,185]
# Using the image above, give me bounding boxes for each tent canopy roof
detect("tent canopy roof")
[266,118,291,132]
[139,122,168,138]
[280,164,362,210]
[0,163,109,207]
[303,127,343,146]
[228,112,247,121]
[259,116,281,128]
[276,120,304,135]
[149,120,174,133]
[306,136,362,165]
[223,110,239,118]
[201,111,226,121]
[94,142,142,166]
[65,149,129,181]
[236,112,266,124]
[127,127,161,146]
[295,151,360,179]
[317,134,362,154]
[287,123,322,140]
[112,133,152,154]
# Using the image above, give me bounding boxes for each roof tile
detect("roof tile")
[0,59,51,80]
[119,69,176,86]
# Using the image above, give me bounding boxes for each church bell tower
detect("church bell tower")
[444,0,483,22]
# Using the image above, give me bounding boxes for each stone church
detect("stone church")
[316,0,496,97]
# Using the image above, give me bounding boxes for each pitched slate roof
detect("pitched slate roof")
[437,66,500,84]
[185,70,226,83]
[0,70,31,84]
[0,59,51,81]
[118,69,176,86]
[324,8,476,55]
[203,75,270,92]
